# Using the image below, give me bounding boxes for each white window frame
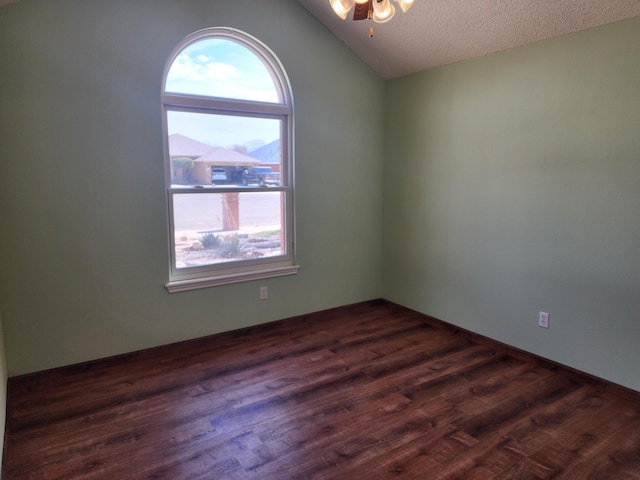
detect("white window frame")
[162,28,298,292]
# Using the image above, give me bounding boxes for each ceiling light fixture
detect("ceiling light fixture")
[329,0,415,36]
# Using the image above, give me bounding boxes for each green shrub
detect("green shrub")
[172,157,194,170]
[219,235,245,258]
[200,232,221,249]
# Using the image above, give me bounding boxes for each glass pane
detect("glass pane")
[167,111,282,187]
[165,38,280,103]
[172,191,285,269]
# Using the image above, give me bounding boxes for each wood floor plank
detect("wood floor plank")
[5,300,640,479]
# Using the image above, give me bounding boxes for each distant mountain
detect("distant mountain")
[248,139,280,165]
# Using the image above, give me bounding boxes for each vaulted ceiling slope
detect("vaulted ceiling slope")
[297,0,640,79]
[2,0,638,80]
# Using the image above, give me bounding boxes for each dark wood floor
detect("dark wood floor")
[5,300,640,479]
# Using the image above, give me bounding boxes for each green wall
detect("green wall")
[0,0,385,376]
[1,0,638,395]
[0,314,6,471]
[383,17,640,392]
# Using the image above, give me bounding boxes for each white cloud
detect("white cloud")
[202,62,237,81]
[167,53,237,83]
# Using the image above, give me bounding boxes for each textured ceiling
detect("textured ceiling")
[2,0,638,79]
[296,0,640,79]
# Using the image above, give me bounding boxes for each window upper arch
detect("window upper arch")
[163,27,292,106]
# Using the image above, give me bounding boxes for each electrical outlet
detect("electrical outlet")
[260,286,268,300]
[539,311,550,329]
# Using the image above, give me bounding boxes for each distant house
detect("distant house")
[168,133,260,184]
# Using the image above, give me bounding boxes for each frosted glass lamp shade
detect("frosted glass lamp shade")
[372,0,395,23]
[330,0,356,19]
[395,0,415,13]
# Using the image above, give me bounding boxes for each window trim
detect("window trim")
[161,27,298,292]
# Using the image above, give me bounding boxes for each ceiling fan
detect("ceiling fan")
[329,0,415,36]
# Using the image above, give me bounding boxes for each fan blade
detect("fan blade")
[353,0,372,20]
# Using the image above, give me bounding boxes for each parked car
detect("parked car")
[241,166,280,186]
[211,167,227,184]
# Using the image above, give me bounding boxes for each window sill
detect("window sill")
[165,264,300,293]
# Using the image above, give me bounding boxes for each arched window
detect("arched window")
[162,28,297,292]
